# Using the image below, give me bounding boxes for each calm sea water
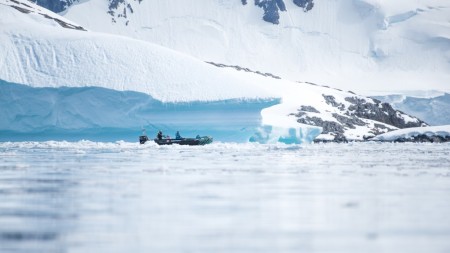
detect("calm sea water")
[1,141,450,253]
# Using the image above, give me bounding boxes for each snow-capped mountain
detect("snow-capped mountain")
[35,0,315,25]
[0,0,427,142]
[37,0,450,94]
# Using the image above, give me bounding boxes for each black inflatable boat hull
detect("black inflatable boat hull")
[154,137,213,146]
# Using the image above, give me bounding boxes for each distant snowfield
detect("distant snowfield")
[61,0,450,94]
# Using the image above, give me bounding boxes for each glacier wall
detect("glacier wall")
[0,81,293,142]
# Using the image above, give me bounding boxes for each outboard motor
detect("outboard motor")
[139,135,149,144]
[139,128,149,144]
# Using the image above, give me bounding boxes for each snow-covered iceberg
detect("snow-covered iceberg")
[0,81,287,142]
[372,125,450,143]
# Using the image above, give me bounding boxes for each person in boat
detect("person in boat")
[157,130,163,140]
[175,131,182,139]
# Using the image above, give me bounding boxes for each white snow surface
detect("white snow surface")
[373,125,450,141]
[0,0,275,102]
[61,0,450,94]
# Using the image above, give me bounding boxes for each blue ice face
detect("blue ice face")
[0,80,280,142]
[0,81,322,144]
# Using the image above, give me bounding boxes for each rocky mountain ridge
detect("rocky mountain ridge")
[286,84,427,142]
[33,0,314,24]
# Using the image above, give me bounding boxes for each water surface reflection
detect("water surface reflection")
[0,142,450,253]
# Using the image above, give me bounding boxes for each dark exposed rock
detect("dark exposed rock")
[242,0,314,24]
[39,13,86,31]
[33,0,314,25]
[300,105,319,113]
[10,5,31,13]
[106,0,142,24]
[31,0,140,25]
[10,0,28,7]
[374,123,390,129]
[32,0,78,13]
[370,123,395,136]
[293,92,427,142]
[255,0,284,24]
[7,2,86,31]
[293,0,314,12]
[385,135,450,143]
[297,116,345,135]
[332,113,365,129]
[344,96,427,128]
[323,95,345,111]
[290,111,306,117]
[206,62,281,79]
[108,0,123,10]
[303,82,352,94]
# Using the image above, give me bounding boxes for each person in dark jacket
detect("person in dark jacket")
[157,130,163,140]
[175,131,182,139]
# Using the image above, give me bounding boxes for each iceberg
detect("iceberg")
[1,81,321,144]
[0,81,290,142]
[250,103,323,144]
[372,125,450,142]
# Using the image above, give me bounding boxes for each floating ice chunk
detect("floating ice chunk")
[252,102,323,144]
[250,125,322,144]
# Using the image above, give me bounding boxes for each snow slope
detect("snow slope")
[60,0,450,94]
[0,0,426,143]
[372,125,450,142]
[0,0,277,102]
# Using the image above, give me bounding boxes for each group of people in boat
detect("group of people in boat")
[157,130,202,140]
[139,129,211,145]
[157,130,182,140]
